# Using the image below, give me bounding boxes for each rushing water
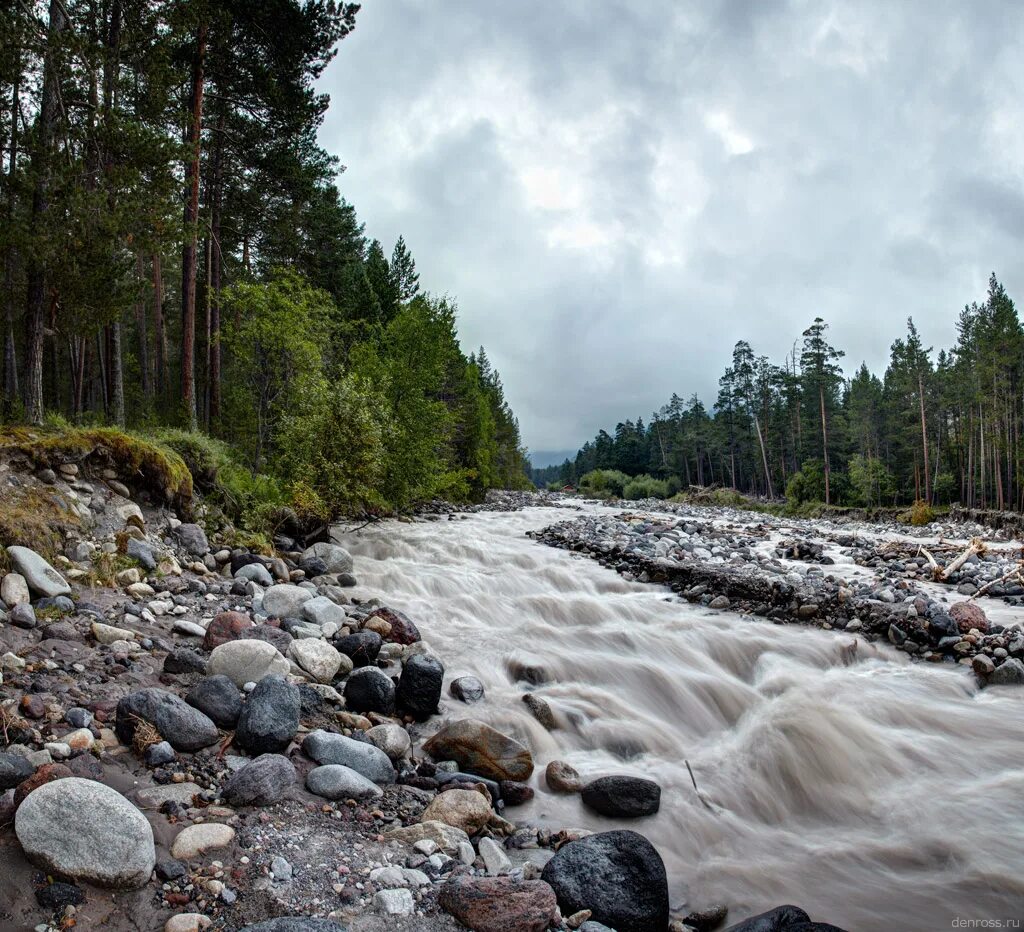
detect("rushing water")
[342,505,1024,931]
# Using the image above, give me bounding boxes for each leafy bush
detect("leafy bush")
[275,374,387,518]
[579,469,631,498]
[785,460,826,509]
[847,454,895,507]
[623,474,669,500]
[906,499,936,526]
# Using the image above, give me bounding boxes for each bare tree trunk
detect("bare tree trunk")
[753,414,774,498]
[134,253,151,402]
[202,234,211,426]
[24,0,67,425]
[109,318,124,425]
[3,44,22,416]
[152,252,166,400]
[209,106,225,428]
[180,23,206,430]
[918,372,930,503]
[819,384,830,505]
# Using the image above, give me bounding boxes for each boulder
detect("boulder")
[302,730,396,783]
[222,754,296,806]
[423,720,534,782]
[989,657,1024,686]
[545,760,582,793]
[396,654,444,721]
[0,752,34,790]
[541,830,669,932]
[438,875,559,932]
[235,562,274,586]
[301,542,353,575]
[126,537,157,570]
[6,546,71,598]
[420,787,492,833]
[208,638,290,687]
[450,675,485,703]
[244,623,294,655]
[723,905,815,932]
[302,596,346,628]
[364,723,411,762]
[1,572,30,606]
[172,523,209,556]
[203,611,254,649]
[343,666,396,715]
[186,675,243,729]
[116,688,220,751]
[581,775,661,818]
[289,638,347,683]
[950,600,988,633]
[170,822,235,860]
[263,584,314,619]
[365,606,421,644]
[235,675,300,754]
[306,764,383,800]
[15,777,155,888]
[164,647,207,675]
[334,630,382,667]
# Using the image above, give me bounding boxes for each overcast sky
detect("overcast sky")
[317,0,1024,456]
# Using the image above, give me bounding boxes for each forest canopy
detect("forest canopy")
[0,0,530,522]
[542,275,1024,513]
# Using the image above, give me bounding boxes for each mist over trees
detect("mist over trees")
[0,0,528,517]
[546,275,1024,511]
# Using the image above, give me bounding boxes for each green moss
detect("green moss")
[0,426,193,512]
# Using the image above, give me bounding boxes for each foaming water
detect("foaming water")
[343,506,1024,930]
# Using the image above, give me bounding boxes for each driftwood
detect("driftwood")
[972,564,1024,599]
[919,546,941,580]
[940,538,985,581]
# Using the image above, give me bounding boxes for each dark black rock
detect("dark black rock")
[244,623,293,654]
[500,780,535,805]
[299,557,329,578]
[724,905,814,932]
[0,752,34,790]
[235,675,300,754]
[336,573,357,587]
[928,612,959,643]
[396,654,444,721]
[186,674,243,728]
[10,603,36,629]
[222,753,296,806]
[155,859,187,881]
[541,829,669,932]
[449,675,485,703]
[581,775,661,818]
[144,741,175,766]
[343,666,396,715]
[35,882,85,910]
[163,647,207,675]
[298,684,324,716]
[334,630,381,667]
[115,688,220,752]
[230,551,267,575]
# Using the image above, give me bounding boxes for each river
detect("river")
[343,504,1024,931]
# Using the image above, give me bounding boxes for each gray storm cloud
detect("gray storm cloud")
[317,0,1024,453]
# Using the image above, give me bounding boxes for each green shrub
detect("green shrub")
[275,374,387,518]
[579,469,631,498]
[906,499,935,526]
[623,474,669,500]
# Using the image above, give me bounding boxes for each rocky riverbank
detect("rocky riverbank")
[529,499,1024,685]
[0,452,852,932]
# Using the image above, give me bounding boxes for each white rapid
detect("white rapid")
[342,505,1024,931]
